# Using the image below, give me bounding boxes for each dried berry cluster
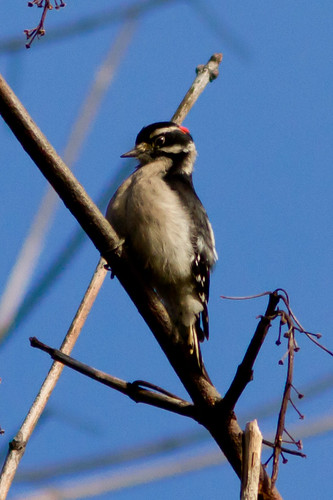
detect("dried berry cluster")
[25,0,66,48]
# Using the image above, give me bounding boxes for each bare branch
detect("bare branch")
[30,337,198,420]
[271,315,296,485]
[262,439,306,459]
[223,292,280,410]
[172,53,223,124]
[0,259,107,499]
[276,289,332,356]
[221,291,272,301]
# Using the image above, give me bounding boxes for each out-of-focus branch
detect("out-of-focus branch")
[19,404,333,500]
[16,448,227,500]
[0,76,120,255]
[30,337,198,419]
[18,410,333,498]
[0,21,136,343]
[23,374,333,484]
[0,165,130,342]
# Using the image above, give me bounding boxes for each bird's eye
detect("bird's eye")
[154,136,165,148]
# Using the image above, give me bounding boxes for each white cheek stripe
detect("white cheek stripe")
[149,126,179,139]
[159,144,188,154]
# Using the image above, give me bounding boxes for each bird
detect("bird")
[106,121,217,371]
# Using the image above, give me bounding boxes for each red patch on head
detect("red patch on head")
[179,125,190,135]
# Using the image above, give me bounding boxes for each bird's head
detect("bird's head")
[121,122,197,170]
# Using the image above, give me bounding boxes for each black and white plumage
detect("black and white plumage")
[106,122,217,369]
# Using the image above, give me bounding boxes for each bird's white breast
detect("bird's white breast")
[107,162,194,284]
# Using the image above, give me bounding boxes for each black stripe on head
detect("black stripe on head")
[135,121,193,145]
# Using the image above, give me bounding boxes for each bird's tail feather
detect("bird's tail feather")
[188,324,212,384]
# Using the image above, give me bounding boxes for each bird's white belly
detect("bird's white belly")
[127,177,193,283]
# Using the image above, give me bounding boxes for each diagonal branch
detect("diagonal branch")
[0,55,281,500]
[0,258,108,499]
[172,53,222,123]
[30,337,198,420]
[223,292,280,410]
[0,56,223,395]
[0,54,222,499]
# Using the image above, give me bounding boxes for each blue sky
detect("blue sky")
[1,1,333,499]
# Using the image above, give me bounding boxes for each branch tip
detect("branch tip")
[29,336,39,348]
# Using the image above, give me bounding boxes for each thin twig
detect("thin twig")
[288,398,304,420]
[172,53,223,124]
[0,258,108,499]
[262,440,305,458]
[282,428,303,449]
[221,290,310,485]
[0,0,174,53]
[302,332,333,356]
[223,292,280,410]
[128,380,187,401]
[24,0,51,49]
[24,0,67,48]
[277,290,333,356]
[221,291,272,301]
[271,325,295,485]
[30,337,197,419]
